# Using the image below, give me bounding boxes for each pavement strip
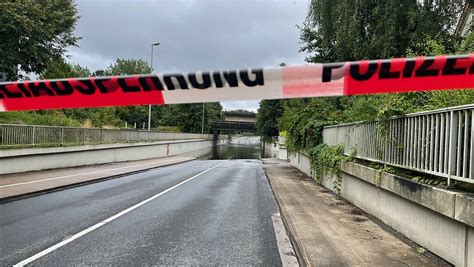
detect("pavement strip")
[272,213,300,266]
[0,158,185,189]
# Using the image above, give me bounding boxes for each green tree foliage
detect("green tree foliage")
[104,59,223,133]
[104,58,152,128]
[106,58,151,75]
[256,100,283,140]
[169,103,223,133]
[40,58,91,79]
[281,98,341,152]
[0,0,79,80]
[300,0,463,62]
[255,63,286,140]
[38,58,120,127]
[1,56,224,131]
[279,0,470,152]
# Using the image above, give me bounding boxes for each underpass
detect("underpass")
[1,158,284,265]
[0,136,294,266]
[0,135,447,266]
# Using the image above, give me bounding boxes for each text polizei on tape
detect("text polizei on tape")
[0,54,472,111]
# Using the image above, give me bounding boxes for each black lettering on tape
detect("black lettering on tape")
[118,78,140,92]
[50,81,74,96]
[163,74,189,90]
[0,84,22,98]
[350,62,378,81]
[469,62,474,74]
[16,83,32,97]
[379,62,400,79]
[403,60,416,78]
[188,72,211,89]
[138,76,164,91]
[442,57,468,76]
[28,82,55,96]
[211,71,239,88]
[213,72,224,88]
[322,63,344,82]
[222,71,238,87]
[240,69,264,87]
[75,80,96,95]
[415,59,439,77]
[94,78,111,93]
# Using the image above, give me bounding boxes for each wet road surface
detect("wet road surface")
[0,159,282,265]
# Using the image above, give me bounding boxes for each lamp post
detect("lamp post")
[148,42,160,131]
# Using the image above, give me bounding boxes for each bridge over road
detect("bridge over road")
[212,111,257,134]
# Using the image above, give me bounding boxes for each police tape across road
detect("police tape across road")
[0,54,473,111]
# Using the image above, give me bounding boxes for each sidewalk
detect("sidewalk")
[263,159,445,267]
[0,156,194,201]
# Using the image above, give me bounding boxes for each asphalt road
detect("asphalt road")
[0,159,282,266]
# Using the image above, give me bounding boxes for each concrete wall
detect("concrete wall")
[0,139,225,175]
[263,139,287,160]
[289,152,474,267]
[263,141,279,159]
[224,115,256,123]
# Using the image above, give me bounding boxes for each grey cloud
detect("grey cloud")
[69,0,309,110]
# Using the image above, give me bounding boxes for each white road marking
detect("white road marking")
[14,160,226,266]
[0,158,188,189]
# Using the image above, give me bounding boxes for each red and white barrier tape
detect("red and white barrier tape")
[0,54,472,111]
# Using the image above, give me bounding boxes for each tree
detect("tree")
[107,58,151,75]
[40,58,91,80]
[300,0,463,63]
[105,58,152,127]
[170,103,222,133]
[104,58,223,132]
[38,58,121,127]
[283,0,468,151]
[256,100,283,140]
[0,0,79,80]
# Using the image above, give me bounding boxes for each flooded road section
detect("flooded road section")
[200,136,261,160]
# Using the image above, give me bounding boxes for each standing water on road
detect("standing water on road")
[200,136,261,160]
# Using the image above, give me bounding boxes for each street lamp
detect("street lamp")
[148,42,160,131]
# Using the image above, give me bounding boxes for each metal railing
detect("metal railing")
[0,124,211,148]
[323,104,474,185]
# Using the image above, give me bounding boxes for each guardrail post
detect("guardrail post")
[82,128,85,145]
[61,128,64,146]
[448,111,457,187]
[100,128,103,144]
[32,125,35,147]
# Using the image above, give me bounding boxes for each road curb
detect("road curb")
[0,158,195,204]
[263,166,306,267]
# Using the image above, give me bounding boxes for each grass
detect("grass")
[0,112,82,127]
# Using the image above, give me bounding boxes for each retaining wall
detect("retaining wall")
[289,152,474,267]
[0,139,225,175]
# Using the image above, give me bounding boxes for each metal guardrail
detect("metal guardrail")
[323,104,474,185]
[0,124,211,148]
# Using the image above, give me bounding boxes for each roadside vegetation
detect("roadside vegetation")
[257,0,474,189]
[0,0,222,133]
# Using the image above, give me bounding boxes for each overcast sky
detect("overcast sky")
[68,0,310,111]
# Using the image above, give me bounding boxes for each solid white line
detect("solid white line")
[0,158,187,189]
[14,160,226,267]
